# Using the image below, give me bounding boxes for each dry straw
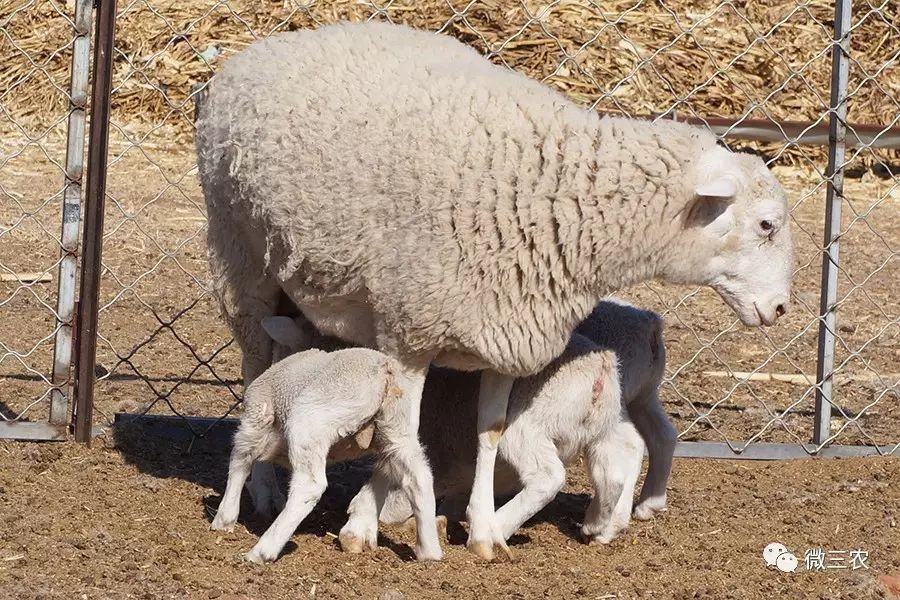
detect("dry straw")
[2,0,898,163]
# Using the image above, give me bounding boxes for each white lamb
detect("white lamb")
[197,21,793,560]
[211,346,416,563]
[262,316,644,547]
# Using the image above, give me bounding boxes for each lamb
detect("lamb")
[575,298,675,520]
[197,20,793,560]
[262,316,645,546]
[209,346,425,563]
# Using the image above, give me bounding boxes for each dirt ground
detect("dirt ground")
[1,431,899,600]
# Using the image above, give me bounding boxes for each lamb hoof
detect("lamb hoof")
[415,544,443,562]
[209,517,235,533]
[467,539,514,562]
[467,540,494,561]
[244,547,275,564]
[633,496,667,521]
[339,532,373,554]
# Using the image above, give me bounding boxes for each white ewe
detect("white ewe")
[197,21,793,560]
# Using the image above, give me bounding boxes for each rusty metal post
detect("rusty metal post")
[50,0,93,426]
[73,0,118,443]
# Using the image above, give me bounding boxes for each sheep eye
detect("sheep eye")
[760,220,774,232]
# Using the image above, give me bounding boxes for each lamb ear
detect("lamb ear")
[695,177,738,198]
[260,316,305,349]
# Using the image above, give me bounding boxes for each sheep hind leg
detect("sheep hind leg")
[494,438,566,541]
[245,429,329,564]
[211,420,280,532]
[629,390,676,520]
[466,371,515,561]
[230,281,289,521]
[339,354,442,561]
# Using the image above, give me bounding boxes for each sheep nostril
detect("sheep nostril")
[775,304,786,318]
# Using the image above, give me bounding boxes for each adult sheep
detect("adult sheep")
[196,21,793,562]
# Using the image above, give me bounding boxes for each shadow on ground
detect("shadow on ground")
[109,415,595,557]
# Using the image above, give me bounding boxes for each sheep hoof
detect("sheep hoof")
[243,548,273,564]
[467,540,494,561]
[497,539,514,563]
[633,496,667,521]
[209,518,235,533]
[414,545,443,562]
[467,538,513,562]
[339,532,368,554]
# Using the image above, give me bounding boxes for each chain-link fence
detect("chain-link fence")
[2,0,898,455]
[0,0,91,440]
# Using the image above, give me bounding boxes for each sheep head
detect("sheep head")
[664,146,794,327]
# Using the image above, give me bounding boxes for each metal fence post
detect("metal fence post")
[813,0,852,446]
[73,0,118,443]
[50,0,94,426]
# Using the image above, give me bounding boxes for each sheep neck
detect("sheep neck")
[473,113,708,348]
[530,115,706,296]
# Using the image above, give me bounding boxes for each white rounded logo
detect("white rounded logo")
[776,552,798,573]
[763,542,788,567]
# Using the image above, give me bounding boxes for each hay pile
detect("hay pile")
[3,0,898,162]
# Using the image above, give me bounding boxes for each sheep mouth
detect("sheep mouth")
[754,303,777,327]
[711,284,761,327]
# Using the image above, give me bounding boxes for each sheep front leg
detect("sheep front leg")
[494,438,566,541]
[629,391,677,520]
[466,371,514,561]
[340,354,442,561]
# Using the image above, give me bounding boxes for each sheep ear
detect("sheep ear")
[695,177,738,198]
[261,316,305,349]
[694,145,741,198]
[684,191,733,228]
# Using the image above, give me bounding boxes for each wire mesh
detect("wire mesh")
[5,0,895,453]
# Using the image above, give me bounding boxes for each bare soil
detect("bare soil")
[1,433,899,600]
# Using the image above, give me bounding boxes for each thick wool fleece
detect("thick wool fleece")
[197,21,718,376]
